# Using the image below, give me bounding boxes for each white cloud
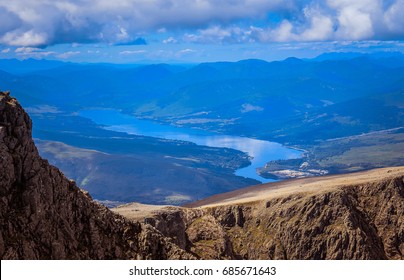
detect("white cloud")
[1,30,48,47]
[119,50,147,55]
[178,48,195,54]
[241,103,264,113]
[87,50,101,54]
[184,25,254,44]
[265,20,297,42]
[327,0,379,40]
[0,0,403,47]
[0,0,286,47]
[116,27,129,41]
[57,51,80,59]
[15,47,41,53]
[175,48,197,58]
[242,0,403,42]
[14,46,55,58]
[338,8,373,39]
[1,48,10,53]
[384,0,404,36]
[163,37,177,44]
[299,7,334,41]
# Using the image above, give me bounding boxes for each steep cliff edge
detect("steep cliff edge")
[116,167,404,259]
[0,91,193,260]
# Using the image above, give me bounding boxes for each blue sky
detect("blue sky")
[0,0,404,63]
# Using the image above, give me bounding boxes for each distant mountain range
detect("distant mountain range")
[0,52,403,204]
[1,52,403,145]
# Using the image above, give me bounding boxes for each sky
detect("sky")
[0,0,404,63]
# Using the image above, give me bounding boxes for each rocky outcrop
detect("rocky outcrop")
[215,177,403,260]
[124,173,404,260]
[0,91,193,260]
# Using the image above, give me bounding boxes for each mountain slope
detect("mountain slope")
[0,91,193,259]
[116,167,404,259]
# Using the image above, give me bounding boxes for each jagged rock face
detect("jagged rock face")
[0,92,193,260]
[141,177,404,260]
[220,177,404,260]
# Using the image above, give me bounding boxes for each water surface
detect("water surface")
[79,109,302,183]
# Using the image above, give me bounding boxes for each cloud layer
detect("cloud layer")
[0,0,403,47]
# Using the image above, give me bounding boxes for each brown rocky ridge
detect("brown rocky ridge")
[0,91,193,260]
[115,163,404,260]
[1,90,403,259]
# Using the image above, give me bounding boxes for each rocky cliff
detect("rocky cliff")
[0,91,193,260]
[116,168,404,260]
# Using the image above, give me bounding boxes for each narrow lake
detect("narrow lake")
[79,109,302,183]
